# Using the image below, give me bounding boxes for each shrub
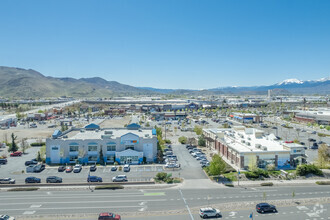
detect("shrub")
[8,187,39,191]
[164,139,172,144]
[316,181,330,185]
[296,164,323,176]
[30,142,45,146]
[261,182,273,186]
[95,185,124,190]
[165,178,173,184]
[178,136,187,144]
[155,172,168,182]
[245,169,269,179]
[118,166,122,171]
[225,183,234,187]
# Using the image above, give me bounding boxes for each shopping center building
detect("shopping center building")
[203,126,305,170]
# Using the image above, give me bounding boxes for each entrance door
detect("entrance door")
[127,157,132,164]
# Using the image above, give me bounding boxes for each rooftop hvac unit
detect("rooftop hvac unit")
[101,135,111,139]
[105,131,113,135]
[248,137,251,140]
[241,140,245,143]
[247,142,251,146]
[255,144,261,149]
[145,134,149,137]
[262,146,267,151]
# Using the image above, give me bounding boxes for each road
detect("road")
[1,185,330,219]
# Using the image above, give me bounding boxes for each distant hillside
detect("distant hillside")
[0,66,156,98]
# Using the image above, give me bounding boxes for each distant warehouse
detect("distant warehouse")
[203,127,306,170]
[46,123,158,165]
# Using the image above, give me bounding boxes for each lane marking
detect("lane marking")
[179,189,194,220]
[23,211,36,215]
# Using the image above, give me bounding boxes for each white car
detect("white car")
[0,215,15,220]
[199,207,222,218]
[123,164,130,172]
[165,163,180,168]
[0,178,15,184]
[73,164,82,173]
[112,175,128,182]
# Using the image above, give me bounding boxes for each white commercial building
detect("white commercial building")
[46,123,158,165]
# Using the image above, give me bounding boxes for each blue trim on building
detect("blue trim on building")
[46,157,51,164]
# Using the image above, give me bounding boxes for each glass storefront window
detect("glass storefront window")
[88,145,97,151]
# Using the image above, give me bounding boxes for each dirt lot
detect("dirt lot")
[0,116,132,143]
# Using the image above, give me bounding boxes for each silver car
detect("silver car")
[0,178,15,184]
[199,207,222,219]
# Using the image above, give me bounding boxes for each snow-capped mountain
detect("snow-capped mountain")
[277,78,304,85]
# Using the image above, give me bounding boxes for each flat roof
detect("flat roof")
[67,129,154,140]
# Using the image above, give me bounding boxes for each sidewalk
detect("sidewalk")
[224,179,328,187]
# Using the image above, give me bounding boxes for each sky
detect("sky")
[0,0,330,89]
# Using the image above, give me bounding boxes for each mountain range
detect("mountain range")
[0,66,329,98]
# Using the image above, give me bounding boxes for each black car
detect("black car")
[308,138,316,142]
[58,166,66,172]
[310,143,319,149]
[256,203,277,213]
[25,177,41,183]
[90,165,97,172]
[87,176,102,182]
[25,159,38,166]
[46,176,62,183]
[0,158,7,165]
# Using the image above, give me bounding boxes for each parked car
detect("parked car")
[308,138,316,142]
[25,159,38,166]
[87,176,103,182]
[165,163,180,168]
[25,176,41,183]
[0,215,15,220]
[0,178,15,184]
[310,143,319,149]
[90,165,97,172]
[256,203,277,213]
[46,176,62,183]
[123,164,130,172]
[65,166,73,173]
[0,158,7,164]
[29,123,37,128]
[98,212,121,220]
[58,166,66,172]
[199,207,222,218]
[311,131,317,134]
[73,164,82,173]
[112,175,128,182]
[111,166,117,171]
[10,151,22,157]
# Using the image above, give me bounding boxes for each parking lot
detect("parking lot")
[0,142,210,185]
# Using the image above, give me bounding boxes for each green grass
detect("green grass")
[95,185,124,190]
[223,172,238,181]
[8,187,39,191]
[316,181,330,185]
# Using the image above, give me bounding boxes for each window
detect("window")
[107,145,116,151]
[125,145,134,150]
[88,156,98,161]
[69,156,78,161]
[69,145,78,152]
[88,145,97,151]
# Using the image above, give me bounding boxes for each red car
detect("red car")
[10,151,22,157]
[285,141,294,143]
[65,166,73,173]
[98,212,121,220]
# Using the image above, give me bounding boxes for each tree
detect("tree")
[37,151,42,162]
[248,155,257,171]
[21,138,28,154]
[178,136,187,144]
[317,144,330,168]
[208,154,226,176]
[194,125,203,135]
[198,135,206,147]
[99,148,104,165]
[9,133,18,153]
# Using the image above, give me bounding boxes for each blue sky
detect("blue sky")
[0,0,330,89]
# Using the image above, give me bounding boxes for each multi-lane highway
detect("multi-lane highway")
[1,185,330,219]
